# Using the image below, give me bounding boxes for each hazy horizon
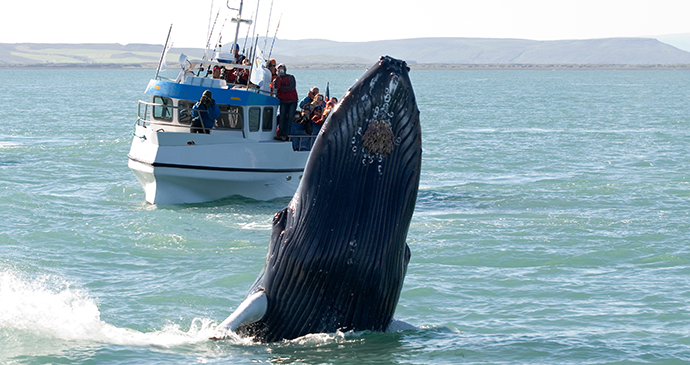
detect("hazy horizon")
[2,0,689,49]
[4,33,690,53]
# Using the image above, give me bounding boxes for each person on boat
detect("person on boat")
[231,44,245,64]
[309,94,326,124]
[234,59,251,85]
[274,63,298,141]
[191,90,221,134]
[299,87,319,110]
[295,105,314,132]
[321,97,338,121]
[313,97,338,135]
[290,108,312,151]
[212,65,222,79]
[221,66,236,83]
[266,59,278,95]
[267,59,277,80]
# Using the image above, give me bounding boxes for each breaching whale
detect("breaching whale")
[213,56,422,343]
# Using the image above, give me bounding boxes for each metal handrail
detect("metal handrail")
[138,100,205,131]
[288,134,318,150]
[226,83,275,97]
[136,100,243,134]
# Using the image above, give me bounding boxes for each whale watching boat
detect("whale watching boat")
[128,1,314,204]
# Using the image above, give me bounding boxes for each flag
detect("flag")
[155,24,173,78]
[159,40,173,72]
[249,46,266,86]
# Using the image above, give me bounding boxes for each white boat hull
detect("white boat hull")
[128,159,303,204]
[128,125,309,204]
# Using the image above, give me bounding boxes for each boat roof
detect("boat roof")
[187,59,251,69]
[145,79,279,107]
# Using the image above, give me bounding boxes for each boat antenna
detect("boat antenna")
[248,0,261,63]
[155,24,173,80]
[262,0,274,55]
[207,0,214,44]
[242,12,253,54]
[214,15,229,53]
[204,9,221,60]
[227,0,252,59]
[268,13,281,59]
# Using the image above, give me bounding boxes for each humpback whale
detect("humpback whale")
[214,56,422,343]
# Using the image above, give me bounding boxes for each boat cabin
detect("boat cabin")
[135,58,315,149]
[138,94,277,142]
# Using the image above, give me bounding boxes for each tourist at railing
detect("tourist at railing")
[321,97,338,122]
[299,87,319,110]
[274,64,298,141]
[191,90,221,134]
[267,59,277,82]
[309,94,326,123]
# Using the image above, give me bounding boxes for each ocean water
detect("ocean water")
[1,66,689,364]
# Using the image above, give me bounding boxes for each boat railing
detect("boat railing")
[174,62,276,97]
[289,134,318,151]
[216,83,276,97]
[155,76,177,82]
[137,100,183,128]
[221,84,275,97]
[135,100,317,149]
[136,100,243,136]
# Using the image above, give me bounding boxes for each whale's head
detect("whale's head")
[235,56,422,342]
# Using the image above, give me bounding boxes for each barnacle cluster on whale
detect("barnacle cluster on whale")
[351,70,404,175]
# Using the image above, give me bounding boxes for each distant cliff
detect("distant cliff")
[2,37,690,67]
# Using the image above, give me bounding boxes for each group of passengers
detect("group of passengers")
[247,57,338,142]
[272,64,338,143]
[205,45,251,85]
[210,61,251,85]
[192,47,339,142]
[294,86,337,135]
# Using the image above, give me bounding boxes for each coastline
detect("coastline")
[2,63,690,71]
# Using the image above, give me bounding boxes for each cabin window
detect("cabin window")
[262,107,274,132]
[216,105,244,130]
[248,107,261,132]
[153,96,173,121]
[178,100,194,125]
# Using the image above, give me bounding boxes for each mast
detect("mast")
[249,0,261,62]
[268,13,281,58]
[204,9,221,60]
[155,24,173,80]
[227,0,252,57]
[263,0,274,55]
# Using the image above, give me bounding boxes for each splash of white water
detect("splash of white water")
[0,269,222,350]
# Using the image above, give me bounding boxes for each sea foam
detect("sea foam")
[0,270,221,350]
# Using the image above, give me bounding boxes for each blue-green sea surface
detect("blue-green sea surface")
[1,67,689,364]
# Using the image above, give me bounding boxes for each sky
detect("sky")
[2,0,689,48]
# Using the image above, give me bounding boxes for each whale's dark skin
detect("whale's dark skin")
[220,56,422,343]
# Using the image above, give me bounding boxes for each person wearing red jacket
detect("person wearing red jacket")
[274,63,298,141]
